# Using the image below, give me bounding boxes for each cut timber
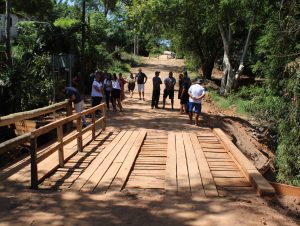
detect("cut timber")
[108,130,146,192]
[165,132,177,194]
[182,133,205,197]
[70,130,126,191]
[213,128,275,196]
[175,133,190,193]
[190,133,218,197]
[93,131,140,193]
[80,131,133,192]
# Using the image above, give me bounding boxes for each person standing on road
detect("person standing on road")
[127,73,136,98]
[103,73,112,110]
[135,68,148,101]
[111,73,123,112]
[118,73,127,101]
[91,71,103,115]
[151,71,162,109]
[163,71,176,109]
[180,71,191,114]
[64,86,88,127]
[188,79,205,126]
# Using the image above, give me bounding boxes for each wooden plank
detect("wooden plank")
[107,130,147,192]
[165,132,177,193]
[211,170,244,178]
[176,133,190,193]
[214,177,252,187]
[204,152,230,159]
[93,131,140,193]
[70,130,126,191]
[190,133,218,197]
[214,128,275,196]
[80,130,133,192]
[182,133,205,197]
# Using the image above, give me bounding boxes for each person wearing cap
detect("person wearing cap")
[163,71,176,109]
[151,71,162,109]
[188,79,205,126]
[135,68,148,100]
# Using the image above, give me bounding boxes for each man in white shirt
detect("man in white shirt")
[188,79,205,126]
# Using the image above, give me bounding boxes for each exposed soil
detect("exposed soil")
[0,56,299,225]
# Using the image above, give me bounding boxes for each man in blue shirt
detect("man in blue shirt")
[64,87,88,127]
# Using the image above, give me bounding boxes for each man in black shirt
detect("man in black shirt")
[151,71,162,109]
[163,71,176,109]
[135,68,148,100]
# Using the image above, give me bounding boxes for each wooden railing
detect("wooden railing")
[29,103,106,189]
[0,100,71,127]
[0,101,71,156]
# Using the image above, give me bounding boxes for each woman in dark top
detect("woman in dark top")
[178,73,183,100]
[180,72,191,114]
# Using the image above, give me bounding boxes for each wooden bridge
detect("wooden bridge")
[0,103,275,197]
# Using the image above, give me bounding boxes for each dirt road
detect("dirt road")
[0,57,299,226]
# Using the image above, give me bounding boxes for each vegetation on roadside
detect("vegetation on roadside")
[0,1,299,185]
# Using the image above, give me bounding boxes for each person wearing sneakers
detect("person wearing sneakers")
[188,79,205,126]
[91,71,103,115]
[135,68,148,100]
[163,71,176,109]
[151,71,162,109]
[64,86,88,127]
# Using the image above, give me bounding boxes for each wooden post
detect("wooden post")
[57,125,64,167]
[66,101,73,132]
[30,136,38,189]
[92,112,95,140]
[77,117,83,152]
[103,105,106,130]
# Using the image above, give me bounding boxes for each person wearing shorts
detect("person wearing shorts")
[135,68,147,100]
[163,71,176,109]
[64,86,88,127]
[111,73,123,111]
[180,71,191,114]
[188,79,205,126]
[127,73,136,98]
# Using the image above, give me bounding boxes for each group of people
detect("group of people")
[64,68,206,127]
[150,70,205,125]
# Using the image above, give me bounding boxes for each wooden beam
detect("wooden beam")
[70,130,126,191]
[182,133,205,197]
[213,128,275,196]
[108,130,146,192]
[176,133,190,193]
[165,132,177,194]
[189,133,218,197]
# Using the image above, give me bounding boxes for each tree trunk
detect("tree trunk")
[233,2,256,89]
[5,0,12,66]
[201,57,215,80]
[219,23,234,95]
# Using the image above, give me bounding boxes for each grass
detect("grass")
[208,89,250,117]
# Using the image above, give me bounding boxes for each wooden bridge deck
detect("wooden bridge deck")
[0,128,275,197]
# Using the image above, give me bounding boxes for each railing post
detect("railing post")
[66,101,73,132]
[103,105,107,130]
[77,117,83,152]
[30,135,38,189]
[92,112,95,140]
[57,125,64,167]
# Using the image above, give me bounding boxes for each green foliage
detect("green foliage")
[54,18,80,29]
